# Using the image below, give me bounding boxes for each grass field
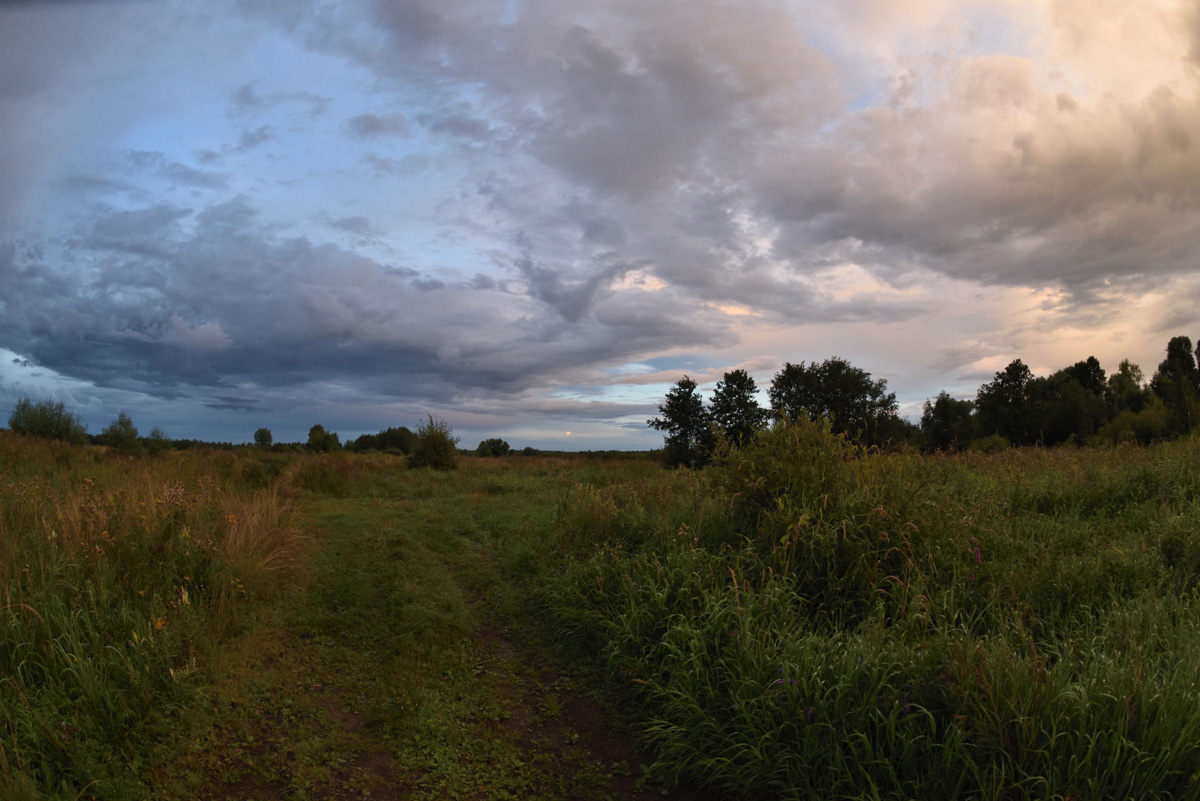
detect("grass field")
[3,425,1200,799]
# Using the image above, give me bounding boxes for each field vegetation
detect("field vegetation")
[3,420,1200,799]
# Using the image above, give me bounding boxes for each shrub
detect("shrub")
[409,415,459,470]
[306,424,340,452]
[7,396,88,444]
[969,433,1009,454]
[476,437,511,457]
[101,411,142,454]
[145,426,172,456]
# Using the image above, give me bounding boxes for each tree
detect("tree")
[102,412,141,454]
[648,376,714,468]
[378,426,417,453]
[409,415,459,470]
[145,426,172,456]
[307,424,340,452]
[1106,360,1148,414]
[1040,374,1107,445]
[7,396,88,444]
[768,357,898,445]
[975,360,1035,444]
[1150,335,1200,434]
[1064,356,1106,397]
[254,427,273,447]
[709,369,768,446]
[920,391,975,451]
[476,438,511,457]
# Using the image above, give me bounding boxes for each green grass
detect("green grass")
[8,427,1200,799]
[532,422,1200,799]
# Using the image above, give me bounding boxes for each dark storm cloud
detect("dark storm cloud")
[2,191,721,408]
[205,396,261,411]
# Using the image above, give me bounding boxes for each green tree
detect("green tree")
[254,427,273,447]
[648,376,714,468]
[1150,335,1200,434]
[7,396,88,444]
[145,426,172,456]
[378,426,417,453]
[975,359,1035,444]
[768,357,898,445]
[709,369,768,446]
[476,438,511,457]
[306,424,340,452]
[1106,359,1148,414]
[920,391,975,451]
[102,412,142,454]
[1064,356,1107,397]
[409,415,459,470]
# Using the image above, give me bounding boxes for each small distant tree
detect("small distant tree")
[8,396,88,444]
[307,424,341,452]
[378,426,417,453]
[102,412,142,454]
[145,426,172,456]
[409,415,459,470]
[920,391,975,451]
[476,438,511,457]
[709,369,768,446]
[254,427,273,447]
[648,376,714,468]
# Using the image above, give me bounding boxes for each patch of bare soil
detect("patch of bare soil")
[473,621,717,801]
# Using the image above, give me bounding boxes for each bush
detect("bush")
[409,415,459,471]
[306,424,340,453]
[101,412,142,455]
[476,437,511,457]
[7,397,88,444]
[145,426,172,456]
[969,433,1009,454]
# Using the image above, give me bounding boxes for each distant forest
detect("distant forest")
[648,334,1200,467]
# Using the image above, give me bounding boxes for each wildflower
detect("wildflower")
[805,707,815,721]
[974,545,982,564]
[154,617,165,630]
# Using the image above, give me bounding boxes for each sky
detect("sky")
[2,0,1200,449]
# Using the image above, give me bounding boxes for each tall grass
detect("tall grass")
[534,420,1200,799]
[0,432,308,799]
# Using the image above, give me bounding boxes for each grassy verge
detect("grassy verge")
[0,433,302,800]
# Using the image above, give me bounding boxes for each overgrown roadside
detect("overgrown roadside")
[150,461,707,800]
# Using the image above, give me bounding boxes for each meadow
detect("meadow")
[3,424,1200,799]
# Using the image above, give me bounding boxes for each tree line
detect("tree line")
[648,334,1200,466]
[5,400,522,472]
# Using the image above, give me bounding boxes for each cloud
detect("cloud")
[6,0,1200,444]
[345,112,409,138]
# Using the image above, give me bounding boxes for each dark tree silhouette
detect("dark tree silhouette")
[709,369,768,446]
[648,376,714,468]
[769,357,898,445]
